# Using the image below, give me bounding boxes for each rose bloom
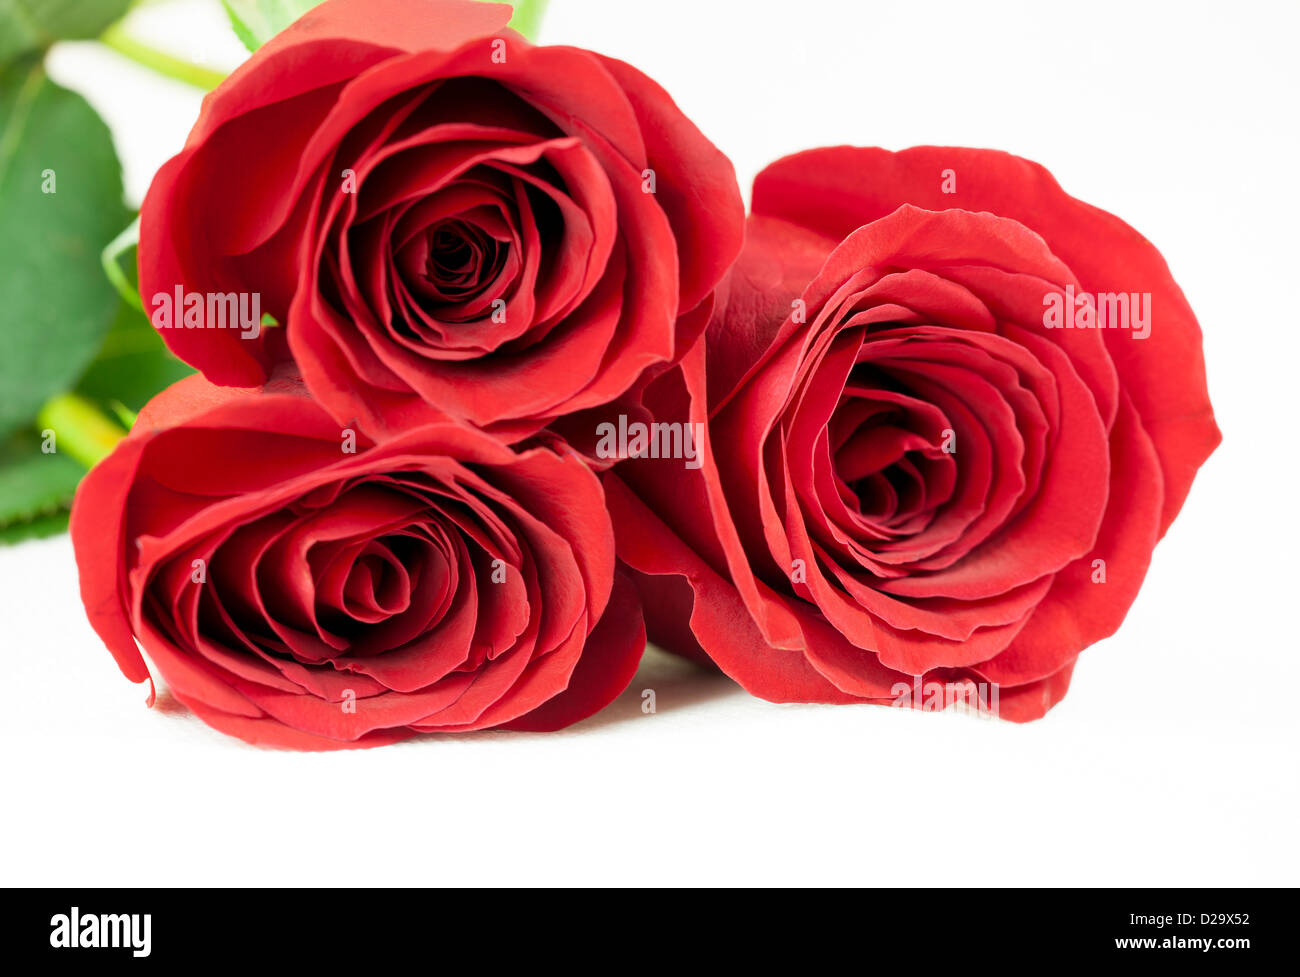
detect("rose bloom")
[607,147,1220,721]
[139,0,742,439]
[71,375,644,749]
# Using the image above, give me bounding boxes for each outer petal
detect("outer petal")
[975,392,1162,686]
[174,690,416,751]
[70,437,151,685]
[501,571,646,732]
[994,661,1077,723]
[590,53,745,314]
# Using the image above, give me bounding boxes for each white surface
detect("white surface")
[3,0,1296,887]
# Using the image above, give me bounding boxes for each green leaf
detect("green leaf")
[0,58,130,439]
[0,0,133,66]
[508,0,549,41]
[220,0,326,52]
[0,428,85,544]
[0,507,69,544]
[76,300,195,415]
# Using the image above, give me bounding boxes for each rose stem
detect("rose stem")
[98,22,227,91]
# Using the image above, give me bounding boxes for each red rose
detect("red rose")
[138,0,743,439]
[607,146,1220,721]
[71,374,643,749]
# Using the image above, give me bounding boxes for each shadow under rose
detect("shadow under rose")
[549,644,740,735]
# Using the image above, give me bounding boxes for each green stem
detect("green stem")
[509,0,550,41]
[99,22,227,90]
[102,216,143,311]
[37,394,128,469]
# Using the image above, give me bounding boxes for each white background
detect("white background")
[2,0,1296,886]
